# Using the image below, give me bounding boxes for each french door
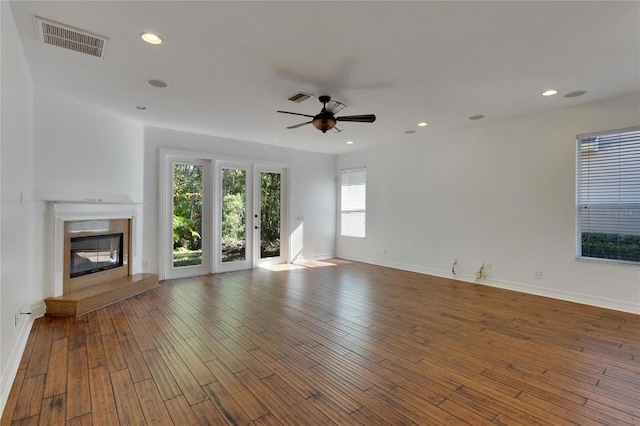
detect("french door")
[216,164,288,271]
[254,166,287,267]
[161,150,288,279]
[163,157,212,280]
[216,163,252,272]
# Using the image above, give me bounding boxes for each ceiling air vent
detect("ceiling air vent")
[287,92,313,103]
[35,16,108,59]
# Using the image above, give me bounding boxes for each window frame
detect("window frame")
[340,167,367,238]
[575,126,640,265]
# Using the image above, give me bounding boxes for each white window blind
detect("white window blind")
[577,127,640,263]
[341,168,366,238]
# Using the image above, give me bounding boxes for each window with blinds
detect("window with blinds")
[341,168,366,238]
[577,127,640,263]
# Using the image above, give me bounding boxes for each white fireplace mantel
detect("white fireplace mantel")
[49,201,143,297]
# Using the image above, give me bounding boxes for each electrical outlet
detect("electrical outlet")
[383,248,387,255]
[535,270,542,279]
[485,262,492,270]
[142,259,149,267]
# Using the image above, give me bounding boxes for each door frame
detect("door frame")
[159,149,215,280]
[160,148,290,279]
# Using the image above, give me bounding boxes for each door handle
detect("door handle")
[254,226,259,229]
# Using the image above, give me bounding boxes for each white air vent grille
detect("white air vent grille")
[287,92,313,103]
[35,17,108,59]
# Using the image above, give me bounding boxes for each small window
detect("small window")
[577,127,640,263]
[341,168,366,238]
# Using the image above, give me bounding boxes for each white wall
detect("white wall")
[33,85,144,203]
[337,93,640,314]
[142,126,336,275]
[0,0,35,412]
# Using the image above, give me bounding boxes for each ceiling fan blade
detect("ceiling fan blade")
[287,121,312,129]
[336,114,376,123]
[326,100,347,115]
[278,111,315,118]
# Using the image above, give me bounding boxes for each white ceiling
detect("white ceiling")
[9,1,640,155]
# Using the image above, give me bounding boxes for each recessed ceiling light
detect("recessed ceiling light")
[542,89,558,97]
[136,105,146,110]
[565,90,587,98]
[141,32,162,45]
[469,115,485,120]
[404,130,416,134]
[346,141,354,145]
[147,79,168,88]
[417,122,428,127]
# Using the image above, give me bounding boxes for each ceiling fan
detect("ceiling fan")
[278,95,376,133]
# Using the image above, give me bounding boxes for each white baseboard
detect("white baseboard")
[0,312,37,417]
[292,252,336,264]
[338,255,640,314]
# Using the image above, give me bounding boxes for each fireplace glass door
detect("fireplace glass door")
[70,233,123,278]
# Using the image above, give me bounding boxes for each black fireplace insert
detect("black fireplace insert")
[70,233,123,278]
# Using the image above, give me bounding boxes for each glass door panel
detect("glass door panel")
[221,168,247,263]
[173,163,204,267]
[164,157,211,280]
[217,163,252,272]
[254,166,287,266]
[260,171,281,259]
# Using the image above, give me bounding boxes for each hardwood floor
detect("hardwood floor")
[2,259,639,425]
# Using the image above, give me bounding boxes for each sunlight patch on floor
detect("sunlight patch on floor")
[261,258,349,271]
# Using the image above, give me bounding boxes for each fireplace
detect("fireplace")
[63,218,130,293]
[49,201,143,297]
[46,201,158,317]
[70,233,123,278]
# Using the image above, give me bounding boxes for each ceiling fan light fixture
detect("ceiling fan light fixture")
[312,112,337,133]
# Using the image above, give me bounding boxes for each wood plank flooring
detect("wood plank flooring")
[2,259,639,425]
